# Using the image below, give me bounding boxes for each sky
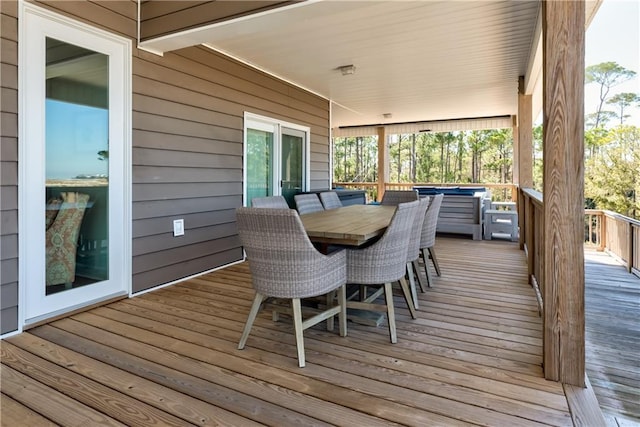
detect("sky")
[585,0,640,126]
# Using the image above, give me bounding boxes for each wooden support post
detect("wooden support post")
[517,77,534,249]
[542,0,585,387]
[377,127,388,202]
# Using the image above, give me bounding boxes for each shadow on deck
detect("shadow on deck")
[584,250,640,426]
[1,237,621,426]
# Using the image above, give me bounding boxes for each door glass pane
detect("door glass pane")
[45,38,109,295]
[281,128,304,207]
[246,128,274,206]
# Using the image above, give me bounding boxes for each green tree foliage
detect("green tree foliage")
[332,136,378,182]
[532,124,543,191]
[585,62,636,128]
[607,92,640,125]
[584,125,640,218]
[333,129,513,185]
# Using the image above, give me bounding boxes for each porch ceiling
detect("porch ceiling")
[139,1,595,130]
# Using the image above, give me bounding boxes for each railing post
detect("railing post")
[629,222,634,273]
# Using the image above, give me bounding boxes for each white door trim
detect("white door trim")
[18,3,132,326]
[243,112,311,206]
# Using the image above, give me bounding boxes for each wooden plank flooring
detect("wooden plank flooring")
[584,250,640,427]
[2,238,584,426]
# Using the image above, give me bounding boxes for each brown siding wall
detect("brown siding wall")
[140,1,295,41]
[1,0,19,334]
[1,0,329,331]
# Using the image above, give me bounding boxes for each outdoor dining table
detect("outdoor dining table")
[299,204,397,246]
[299,203,399,326]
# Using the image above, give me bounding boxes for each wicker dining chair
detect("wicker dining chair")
[380,190,419,206]
[405,197,430,308]
[235,207,347,367]
[418,193,444,288]
[319,191,343,210]
[345,200,419,343]
[250,195,289,209]
[294,193,325,215]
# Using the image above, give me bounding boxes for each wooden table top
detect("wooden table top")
[300,204,397,246]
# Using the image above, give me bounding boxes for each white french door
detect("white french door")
[243,113,310,207]
[19,4,131,324]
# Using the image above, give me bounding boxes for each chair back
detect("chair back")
[319,191,343,210]
[407,197,430,262]
[380,190,419,206]
[347,200,419,284]
[236,207,346,299]
[294,193,324,215]
[420,193,444,249]
[250,195,289,209]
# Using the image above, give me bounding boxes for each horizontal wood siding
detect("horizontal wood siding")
[1,0,19,334]
[131,45,329,291]
[4,1,330,314]
[140,0,295,41]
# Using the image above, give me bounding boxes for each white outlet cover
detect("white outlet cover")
[173,219,184,236]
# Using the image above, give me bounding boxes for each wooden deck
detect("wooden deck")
[584,250,640,427]
[1,238,605,426]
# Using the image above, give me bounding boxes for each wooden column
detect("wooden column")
[377,127,388,202]
[518,77,534,189]
[518,76,534,248]
[542,0,585,386]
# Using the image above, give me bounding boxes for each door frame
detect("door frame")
[18,3,132,327]
[243,112,311,206]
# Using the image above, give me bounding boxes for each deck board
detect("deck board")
[3,238,625,426]
[584,250,640,426]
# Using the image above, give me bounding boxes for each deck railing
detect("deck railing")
[333,182,518,203]
[520,188,545,312]
[521,189,640,298]
[585,209,640,275]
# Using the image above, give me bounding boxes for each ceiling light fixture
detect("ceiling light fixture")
[337,64,356,76]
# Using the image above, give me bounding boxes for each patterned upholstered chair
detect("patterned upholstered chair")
[380,190,419,206]
[236,207,347,367]
[250,195,289,209]
[419,193,444,288]
[45,192,90,287]
[345,200,419,343]
[319,191,343,210]
[294,193,324,215]
[405,197,430,308]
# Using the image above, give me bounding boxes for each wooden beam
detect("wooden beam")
[518,77,533,189]
[542,0,585,386]
[377,127,388,202]
[517,76,534,248]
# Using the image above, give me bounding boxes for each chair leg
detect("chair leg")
[337,285,347,337]
[406,263,419,310]
[422,248,433,287]
[413,259,427,292]
[326,291,334,332]
[291,298,306,368]
[383,282,397,343]
[398,276,417,319]
[429,246,441,276]
[238,292,265,350]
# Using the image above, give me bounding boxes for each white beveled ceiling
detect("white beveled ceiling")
[141,1,547,130]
